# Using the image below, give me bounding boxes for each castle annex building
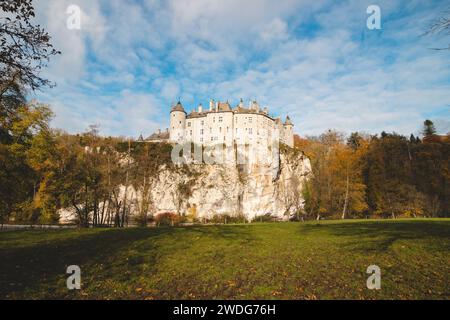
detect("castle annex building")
[168,99,294,147]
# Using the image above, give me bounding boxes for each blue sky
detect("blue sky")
[29,0,450,137]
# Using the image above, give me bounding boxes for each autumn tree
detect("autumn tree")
[0,0,59,225]
[300,131,368,220]
[0,102,53,224]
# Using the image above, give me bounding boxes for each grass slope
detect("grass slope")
[0,219,449,299]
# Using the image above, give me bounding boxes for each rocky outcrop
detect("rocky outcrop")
[59,148,311,223]
[136,148,310,221]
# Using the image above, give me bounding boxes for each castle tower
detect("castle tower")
[283,116,294,147]
[169,101,186,143]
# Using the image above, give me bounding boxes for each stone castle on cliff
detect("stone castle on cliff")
[158,99,294,147]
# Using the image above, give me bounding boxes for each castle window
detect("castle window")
[219,116,223,122]
[219,127,222,132]
[200,129,204,135]
[190,130,192,135]
[187,122,191,127]
[200,138,203,142]
[201,120,204,126]
[179,121,181,124]
[249,128,253,135]
[249,117,252,123]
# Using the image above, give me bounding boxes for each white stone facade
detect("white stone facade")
[169,99,294,148]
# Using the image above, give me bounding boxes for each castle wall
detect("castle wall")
[205,112,234,145]
[169,102,295,148]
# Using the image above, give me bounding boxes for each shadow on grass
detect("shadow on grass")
[0,225,256,298]
[0,227,176,298]
[300,220,450,253]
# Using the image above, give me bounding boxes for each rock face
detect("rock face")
[136,149,311,221]
[59,148,311,223]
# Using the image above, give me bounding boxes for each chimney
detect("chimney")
[198,103,203,113]
[209,99,214,111]
[251,100,259,111]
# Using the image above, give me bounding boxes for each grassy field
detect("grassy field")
[0,219,449,300]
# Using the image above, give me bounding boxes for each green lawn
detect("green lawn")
[0,219,449,300]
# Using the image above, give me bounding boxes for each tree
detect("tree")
[347,132,362,150]
[424,8,450,50]
[0,102,53,224]
[0,0,59,225]
[299,131,368,220]
[422,119,437,137]
[0,0,60,98]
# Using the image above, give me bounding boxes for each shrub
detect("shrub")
[252,213,276,223]
[208,214,247,224]
[155,212,180,226]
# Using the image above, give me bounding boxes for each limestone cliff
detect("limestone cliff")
[59,147,311,223]
[130,148,311,221]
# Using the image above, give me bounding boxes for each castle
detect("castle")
[167,99,294,147]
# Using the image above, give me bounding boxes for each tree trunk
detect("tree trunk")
[341,169,349,219]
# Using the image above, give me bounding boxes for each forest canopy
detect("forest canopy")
[296,126,449,220]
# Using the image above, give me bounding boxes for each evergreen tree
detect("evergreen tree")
[422,119,437,137]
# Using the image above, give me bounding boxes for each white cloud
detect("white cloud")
[29,0,450,138]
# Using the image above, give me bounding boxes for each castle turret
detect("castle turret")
[283,116,294,147]
[169,101,186,143]
[209,99,214,111]
[251,100,260,112]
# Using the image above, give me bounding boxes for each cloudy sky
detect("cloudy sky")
[30,0,450,138]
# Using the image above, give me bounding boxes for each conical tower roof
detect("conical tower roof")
[171,101,186,113]
[284,116,293,126]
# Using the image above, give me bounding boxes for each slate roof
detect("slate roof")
[171,101,186,113]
